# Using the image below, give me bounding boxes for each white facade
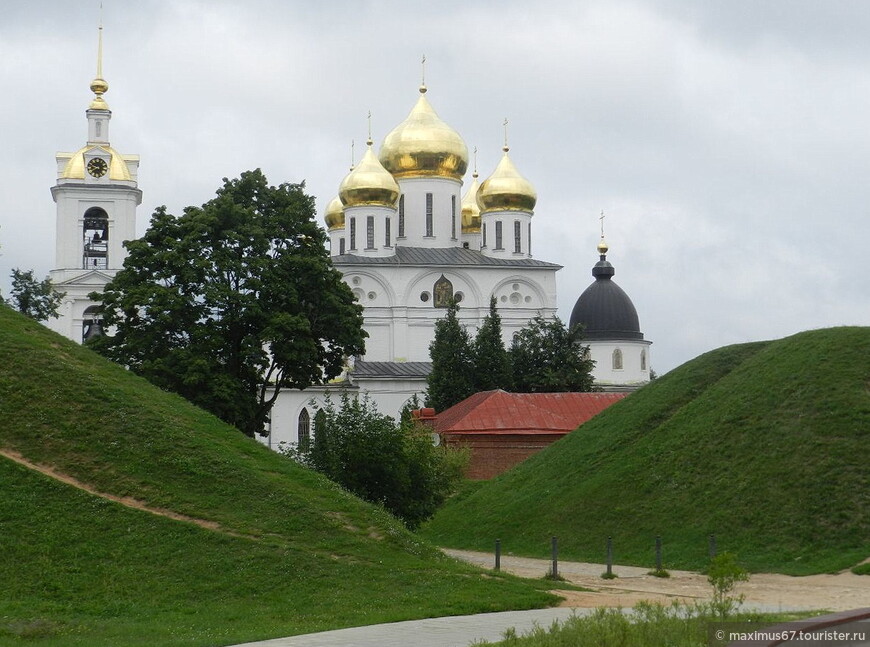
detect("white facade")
[586,339,653,391]
[265,86,559,451]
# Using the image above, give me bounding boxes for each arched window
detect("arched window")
[640,349,647,371]
[82,305,103,343]
[298,408,311,451]
[612,348,623,370]
[82,206,109,270]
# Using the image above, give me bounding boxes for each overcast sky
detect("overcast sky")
[2,0,868,375]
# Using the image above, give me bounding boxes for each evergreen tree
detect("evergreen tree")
[472,296,513,392]
[426,300,474,411]
[510,315,596,392]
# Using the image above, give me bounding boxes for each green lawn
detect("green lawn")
[0,305,556,646]
[424,327,870,575]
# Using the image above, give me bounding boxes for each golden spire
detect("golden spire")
[597,210,609,255]
[420,54,427,93]
[89,18,110,110]
[473,146,479,178]
[503,118,509,152]
[350,139,355,170]
[367,110,373,146]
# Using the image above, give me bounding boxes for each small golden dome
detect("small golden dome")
[324,196,345,231]
[59,145,133,181]
[379,87,468,180]
[461,172,481,233]
[88,77,109,110]
[339,141,400,208]
[477,148,537,213]
[597,238,609,255]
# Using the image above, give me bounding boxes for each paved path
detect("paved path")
[230,608,587,647]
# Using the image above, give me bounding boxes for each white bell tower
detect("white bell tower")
[48,24,141,343]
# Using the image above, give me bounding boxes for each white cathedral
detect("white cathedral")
[48,33,651,451]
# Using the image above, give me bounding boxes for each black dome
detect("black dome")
[569,258,643,341]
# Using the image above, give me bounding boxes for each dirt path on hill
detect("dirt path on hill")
[0,447,252,539]
[443,549,870,612]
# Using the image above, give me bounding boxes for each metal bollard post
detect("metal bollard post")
[709,534,717,559]
[551,536,558,579]
[606,536,613,577]
[655,535,662,571]
[495,538,501,571]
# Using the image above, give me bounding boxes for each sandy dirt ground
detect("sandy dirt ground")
[443,549,870,612]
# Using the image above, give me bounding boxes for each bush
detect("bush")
[289,394,467,529]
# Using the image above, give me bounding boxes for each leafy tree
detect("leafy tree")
[426,300,474,412]
[293,394,465,529]
[7,269,65,321]
[472,296,513,392]
[707,552,749,618]
[91,170,366,437]
[509,315,595,392]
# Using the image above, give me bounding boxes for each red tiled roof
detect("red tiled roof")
[434,390,627,435]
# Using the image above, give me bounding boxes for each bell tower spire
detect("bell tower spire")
[49,17,141,344]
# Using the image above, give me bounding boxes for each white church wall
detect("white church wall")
[394,177,463,248]
[587,339,652,390]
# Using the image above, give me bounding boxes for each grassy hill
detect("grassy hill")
[423,327,870,575]
[0,305,556,646]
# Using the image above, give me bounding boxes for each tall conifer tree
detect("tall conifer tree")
[473,296,513,392]
[426,301,474,412]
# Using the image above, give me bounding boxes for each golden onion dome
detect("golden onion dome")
[324,195,345,231]
[597,238,609,255]
[379,86,468,181]
[339,140,400,208]
[58,145,133,181]
[477,147,537,214]
[460,171,481,233]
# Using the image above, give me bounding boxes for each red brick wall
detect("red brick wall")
[443,433,566,480]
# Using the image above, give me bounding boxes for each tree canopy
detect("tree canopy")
[425,301,474,412]
[91,170,366,437]
[7,269,64,321]
[291,394,466,529]
[510,315,595,392]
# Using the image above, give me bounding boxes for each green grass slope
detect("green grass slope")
[0,306,555,646]
[423,327,870,575]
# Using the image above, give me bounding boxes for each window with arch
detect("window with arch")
[339,237,346,255]
[640,349,647,371]
[349,217,357,250]
[385,217,391,247]
[82,206,109,270]
[298,408,311,451]
[612,348,623,370]
[366,215,375,249]
[425,193,434,236]
[495,221,503,250]
[451,195,457,239]
[514,220,521,253]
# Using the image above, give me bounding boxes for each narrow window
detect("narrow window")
[451,195,457,239]
[349,217,356,251]
[95,121,102,138]
[482,223,487,248]
[641,350,647,371]
[385,217,391,247]
[298,408,311,452]
[339,238,346,255]
[514,220,521,253]
[528,222,532,255]
[495,221,503,250]
[425,193,433,237]
[366,215,375,249]
[398,195,405,237]
[613,348,623,370]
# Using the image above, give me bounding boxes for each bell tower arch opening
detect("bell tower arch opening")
[82,206,109,270]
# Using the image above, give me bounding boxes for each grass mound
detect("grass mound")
[423,327,870,575]
[0,306,555,646]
